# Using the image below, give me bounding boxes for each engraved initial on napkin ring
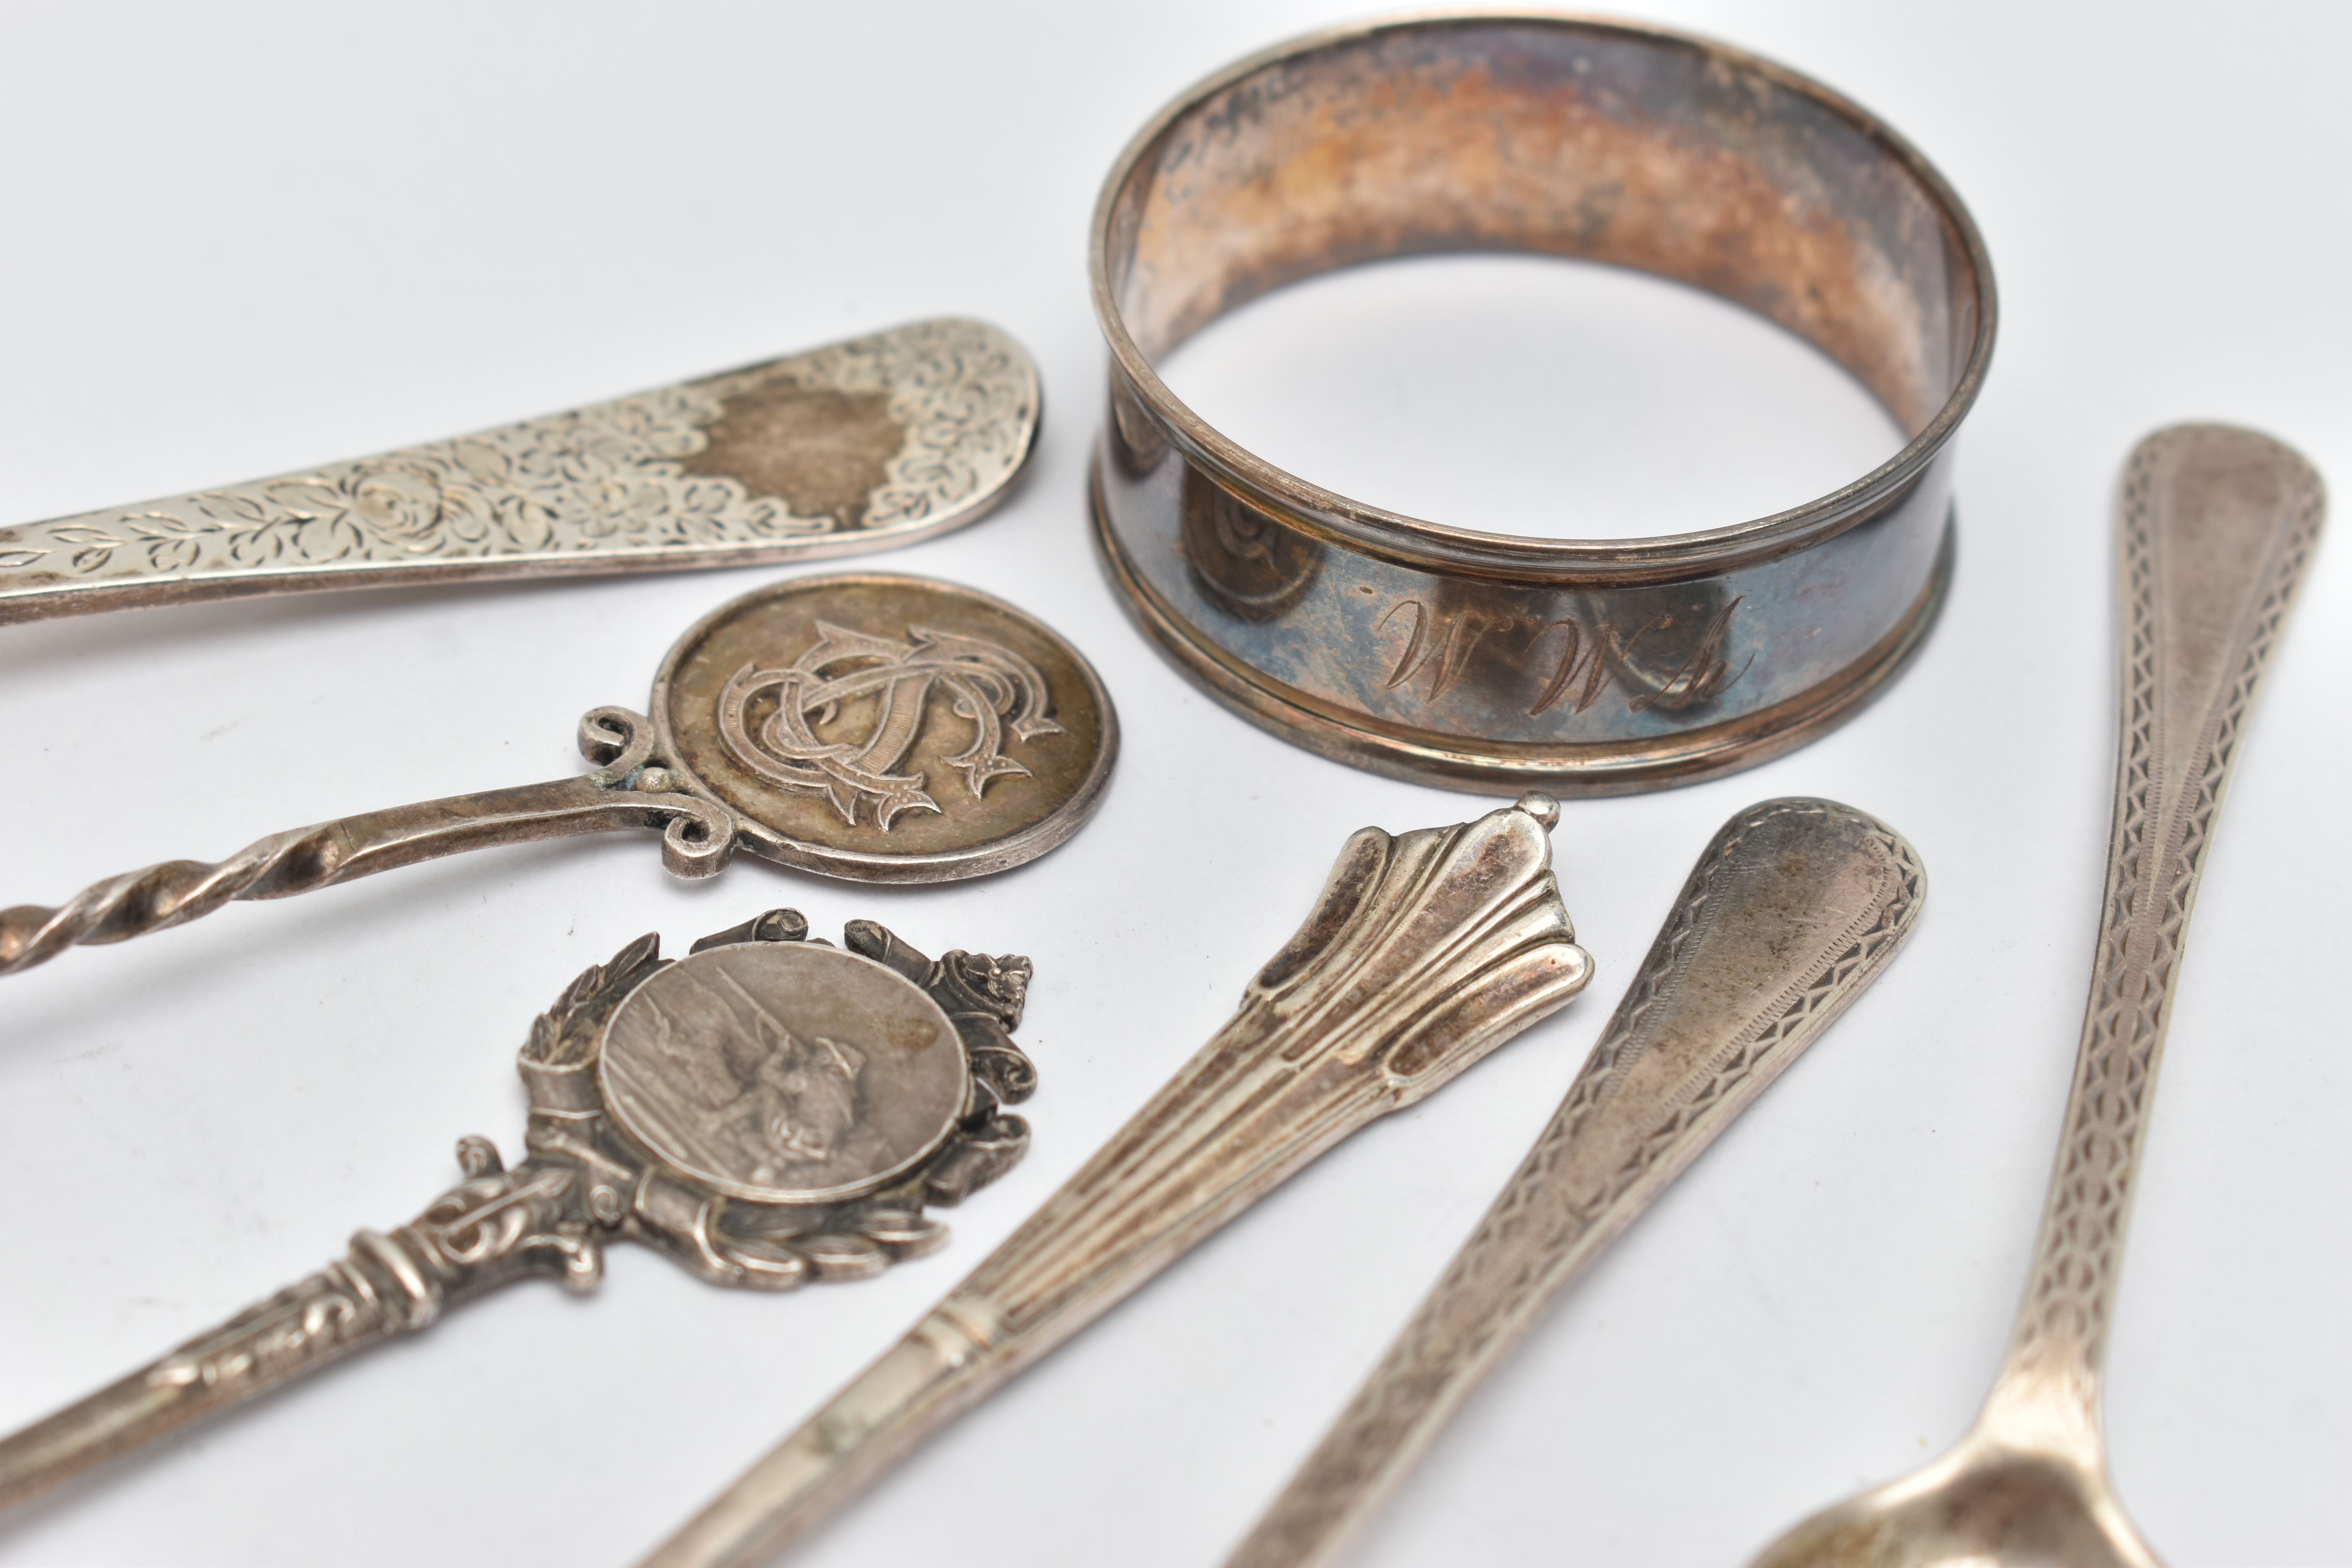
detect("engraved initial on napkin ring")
[1090,14,1997,794]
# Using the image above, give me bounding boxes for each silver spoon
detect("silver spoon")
[1748,424,2323,1568]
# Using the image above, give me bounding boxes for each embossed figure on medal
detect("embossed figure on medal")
[0,909,1041,1515]
[0,574,1118,976]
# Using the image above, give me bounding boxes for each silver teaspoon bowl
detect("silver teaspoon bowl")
[1749,425,2323,1568]
[1750,1431,2156,1568]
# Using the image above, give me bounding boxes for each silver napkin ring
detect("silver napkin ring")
[1089,13,1996,794]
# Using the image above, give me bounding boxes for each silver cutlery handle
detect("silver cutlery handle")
[0,1144,588,1514]
[0,708,730,976]
[1226,798,1926,1568]
[0,318,1036,624]
[1983,425,2323,1444]
[638,795,1595,1568]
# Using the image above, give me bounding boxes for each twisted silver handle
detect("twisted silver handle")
[4,819,389,974]
[1,709,734,977]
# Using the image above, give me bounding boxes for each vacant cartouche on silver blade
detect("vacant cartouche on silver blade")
[0,317,1037,623]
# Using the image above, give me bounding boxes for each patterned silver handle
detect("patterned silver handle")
[1980,425,2324,1448]
[0,1142,588,1513]
[1226,798,1926,1568]
[0,318,1036,623]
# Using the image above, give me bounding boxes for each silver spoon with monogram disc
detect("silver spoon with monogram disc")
[0,573,1118,976]
[0,908,1040,1515]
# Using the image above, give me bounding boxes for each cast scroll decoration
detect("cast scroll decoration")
[147,1264,387,1397]
[140,1156,591,1401]
[123,913,1038,1410]
[516,915,1036,1290]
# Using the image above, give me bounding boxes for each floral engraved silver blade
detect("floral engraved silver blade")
[0,318,1038,624]
[0,911,1040,1517]
[1224,797,1926,1568]
[639,792,1595,1568]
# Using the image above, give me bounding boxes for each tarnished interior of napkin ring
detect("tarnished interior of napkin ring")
[1089,15,1995,795]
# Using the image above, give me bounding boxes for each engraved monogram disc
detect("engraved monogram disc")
[650,573,1118,882]
[0,572,1115,979]
[600,941,971,1204]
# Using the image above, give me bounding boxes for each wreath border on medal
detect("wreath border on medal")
[508,908,1038,1294]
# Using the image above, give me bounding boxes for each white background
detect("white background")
[1,3,2346,1566]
